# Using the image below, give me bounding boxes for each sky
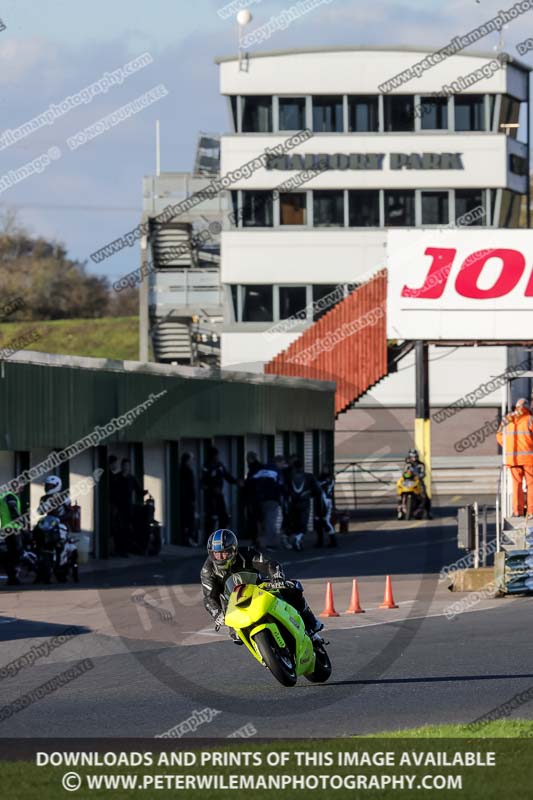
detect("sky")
[0,0,531,281]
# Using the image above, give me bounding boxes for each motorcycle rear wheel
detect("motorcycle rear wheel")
[305,645,332,683]
[253,629,297,687]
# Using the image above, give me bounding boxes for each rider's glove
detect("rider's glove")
[270,566,286,589]
[213,611,225,630]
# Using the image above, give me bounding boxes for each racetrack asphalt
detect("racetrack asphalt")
[1,505,531,738]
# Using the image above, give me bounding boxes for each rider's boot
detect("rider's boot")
[301,604,324,640]
[229,628,243,645]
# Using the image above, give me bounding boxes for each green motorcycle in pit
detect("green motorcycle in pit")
[223,571,332,687]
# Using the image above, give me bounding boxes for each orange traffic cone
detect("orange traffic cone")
[379,575,399,609]
[344,579,365,614]
[319,581,340,617]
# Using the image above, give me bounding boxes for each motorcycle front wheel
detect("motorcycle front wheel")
[253,629,297,687]
[404,493,413,520]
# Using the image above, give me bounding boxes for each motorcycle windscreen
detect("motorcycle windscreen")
[223,571,259,600]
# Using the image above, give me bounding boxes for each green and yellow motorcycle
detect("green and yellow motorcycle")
[222,571,332,687]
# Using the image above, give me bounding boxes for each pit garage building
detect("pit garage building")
[0,351,334,559]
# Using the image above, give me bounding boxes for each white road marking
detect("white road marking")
[290,535,456,567]
[182,601,512,643]
[340,600,415,615]
[329,602,515,631]
[185,603,417,640]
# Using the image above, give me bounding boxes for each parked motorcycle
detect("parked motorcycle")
[33,515,79,583]
[222,571,332,687]
[396,470,423,521]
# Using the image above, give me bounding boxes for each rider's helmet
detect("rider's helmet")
[403,466,415,479]
[407,448,418,462]
[207,529,238,570]
[44,475,62,495]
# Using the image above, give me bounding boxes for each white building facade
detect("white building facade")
[216,47,530,425]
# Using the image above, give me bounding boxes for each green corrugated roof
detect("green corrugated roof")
[0,352,334,450]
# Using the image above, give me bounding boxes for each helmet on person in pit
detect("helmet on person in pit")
[207,529,238,570]
[44,475,62,495]
[407,449,419,461]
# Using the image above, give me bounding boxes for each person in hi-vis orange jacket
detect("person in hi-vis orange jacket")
[496,397,533,517]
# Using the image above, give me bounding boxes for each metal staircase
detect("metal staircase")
[150,317,192,363]
[150,222,194,268]
[265,270,390,415]
[147,219,223,365]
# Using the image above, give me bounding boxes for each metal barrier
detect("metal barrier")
[335,457,500,510]
[149,268,223,313]
[496,524,533,594]
[335,460,396,509]
[457,502,498,567]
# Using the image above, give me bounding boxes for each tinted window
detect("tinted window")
[279,97,306,130]
[421,191,449,225]
[312,96,344,132]
[230,97,238,131]
[455,95,485,131]
[279,286,307,319]
[242,96,272,132]
[501,192,521,227]
[455,190,484,225]
[348,190,380,227]
[489,94,497,131]
[230,191,240,226]
[348,96,379,132]
[242,191,273,227]
[384,95,414,132]
[229,285,238,320]
[242,285,273,321]
[499,95,521,138]
[312,285,340,320]
[419,96,448,130]
[313,190,344,226]
[384,190,415,226]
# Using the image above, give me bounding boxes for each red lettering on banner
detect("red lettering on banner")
[401,248,456,298]
[454,249,526,299]
[525,268,533,297]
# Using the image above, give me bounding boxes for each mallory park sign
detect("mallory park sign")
[265,152,465,170]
